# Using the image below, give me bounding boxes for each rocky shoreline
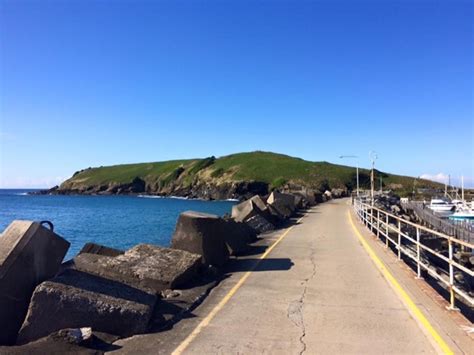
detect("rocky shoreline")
[32,180,272,201]
[0,188,347,353]
[32,180,349,202]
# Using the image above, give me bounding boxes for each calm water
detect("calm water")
[0,189,236,260]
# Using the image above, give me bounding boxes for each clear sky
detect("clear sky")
[1,0,473,188]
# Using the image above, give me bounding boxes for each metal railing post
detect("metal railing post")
[416,227,422,279]
[385,213,389,248]
[447,238,458,311]
[371,208,374,234]
[377,210,380,238]
[397,219,401,260]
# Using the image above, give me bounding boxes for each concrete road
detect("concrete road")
[114,199,473,354]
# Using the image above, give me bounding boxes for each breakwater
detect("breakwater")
[0,187,346,352]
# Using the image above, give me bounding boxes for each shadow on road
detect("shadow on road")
[225,257,294,273]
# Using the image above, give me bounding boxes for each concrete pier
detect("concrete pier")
[114,199,473,354]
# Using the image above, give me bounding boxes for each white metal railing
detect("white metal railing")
[353,198,474,310]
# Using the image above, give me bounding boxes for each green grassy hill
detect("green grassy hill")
[57,151,442,198]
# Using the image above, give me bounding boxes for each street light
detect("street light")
[339,155,359,196]
[369,151,378,205]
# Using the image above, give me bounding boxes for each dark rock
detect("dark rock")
[68,244,202,293]
[0,220,70,345]
[79,243,124,257]
[171,211,229,266]
[17,269,156,344]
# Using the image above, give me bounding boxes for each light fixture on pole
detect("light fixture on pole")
[369,151,378,205]
[339,155,359,196]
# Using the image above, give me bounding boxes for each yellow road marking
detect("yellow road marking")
[172,214,306,355]
[348,211,453,355]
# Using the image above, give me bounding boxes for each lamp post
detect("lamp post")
[339,155,359,196]
[369,151,378,205]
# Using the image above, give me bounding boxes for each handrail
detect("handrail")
[358,200,473,248]
[353,199,474,310]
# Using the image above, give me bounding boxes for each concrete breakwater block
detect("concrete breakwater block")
[69,244,202,293]
[267,199,293,219]
[293,189,317,206]
[267,192,296,213]
[330,188,346,198]
[171,211,231,266]
[79,242,124,257]
[221,220,253,255]
[245,214,275,234]
[232,195,280,228]
[17,269,156,344]
[224,218,257,243]
[0,220,70,345]
[232,198,263,223]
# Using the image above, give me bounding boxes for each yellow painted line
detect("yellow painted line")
[172,214,306,355]
[348,211,453,355]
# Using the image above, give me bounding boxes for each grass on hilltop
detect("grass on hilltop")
[60,151,442,193]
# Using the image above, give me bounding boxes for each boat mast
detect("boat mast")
[445,177,447,198]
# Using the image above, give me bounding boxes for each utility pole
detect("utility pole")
[369,151,378,205]
[380,176,383,193]
[461,176,464,201]
[339,155,359,196]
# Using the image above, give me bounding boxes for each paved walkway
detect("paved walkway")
[115,199,473,354]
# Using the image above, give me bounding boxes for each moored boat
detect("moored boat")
[428,199,455,212]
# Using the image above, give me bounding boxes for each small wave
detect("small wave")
[15,192,29,196]
[169,196,189,200]
[137,195,189,200]
[225,198,240,202]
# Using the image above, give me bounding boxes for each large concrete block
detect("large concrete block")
[331,188,346,198]
[232,201,256,222]
[248,195,268,211]
[69,244,202,293]
[302,189,317,205]
[224,218,257,243]
[267,192,296,213]
[268,199,293,219]
[220,220,253,255]
[0,220,70,345]
[171,211,230,266]
[294,195,304,209]
[231,195,270,222]
[244,214,275,234]
[79,242,124,257]
[17,269,155,344]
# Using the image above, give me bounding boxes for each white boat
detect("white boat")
[428,199,455,212]
[449,203,474,220]
[449,210,474,220]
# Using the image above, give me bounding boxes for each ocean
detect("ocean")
[0,189,236,260]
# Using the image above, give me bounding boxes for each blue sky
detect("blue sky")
[1,0,473,188]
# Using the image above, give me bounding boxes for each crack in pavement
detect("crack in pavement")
[287,245,317,355]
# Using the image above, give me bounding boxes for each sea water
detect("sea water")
[0,189,236,260]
